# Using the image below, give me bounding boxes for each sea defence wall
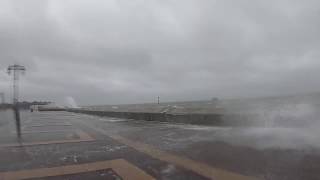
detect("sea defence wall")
[67,108,260,126]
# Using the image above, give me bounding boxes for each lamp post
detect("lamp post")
[7,64,26,138]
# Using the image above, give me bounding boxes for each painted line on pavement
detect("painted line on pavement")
[0,159,154,180]
[18,130,73,134]
[0,130,95,148]
[28,123,73,127]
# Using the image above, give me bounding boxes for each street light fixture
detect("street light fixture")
[7,64,26,138]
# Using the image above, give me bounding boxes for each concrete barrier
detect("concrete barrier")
[67,108,260,127]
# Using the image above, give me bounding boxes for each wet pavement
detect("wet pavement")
[0,110,320,180]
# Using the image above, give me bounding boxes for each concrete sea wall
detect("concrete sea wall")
[67,109,259,127]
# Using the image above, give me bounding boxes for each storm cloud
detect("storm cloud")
[0,0,320,105]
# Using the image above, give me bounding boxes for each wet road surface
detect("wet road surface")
[0,110,319,180]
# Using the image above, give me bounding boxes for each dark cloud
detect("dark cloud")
[1,0,320,105]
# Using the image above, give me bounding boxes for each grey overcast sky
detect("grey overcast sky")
[0,0,320,106]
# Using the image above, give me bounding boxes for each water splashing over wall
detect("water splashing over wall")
[65,96,79,108]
